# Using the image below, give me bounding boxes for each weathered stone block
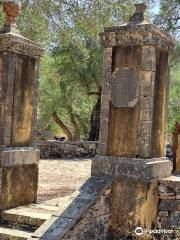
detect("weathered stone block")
[159,200,180,211]
[158,185,175,196]
[141,46,156,71]
[0,164,38,210]
[169,211,180,229]
[110,68,139,108]
[160,216,169,228]
[0,147,39,166]
[159,175,180,195]
[139,108,152,121]
[158,211,169,217]
[92,156,172,181]
[109,178,158,236]
[138,121,152,134]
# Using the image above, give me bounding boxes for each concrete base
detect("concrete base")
[92,155,173,181]
[0,147,39,210]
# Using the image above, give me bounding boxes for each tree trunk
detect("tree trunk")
[88,97,101,141]
[52,112,74,141]
[74,113,89,138]
[69,112,80,141]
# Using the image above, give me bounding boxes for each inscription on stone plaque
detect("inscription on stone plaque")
[110,68,140,107]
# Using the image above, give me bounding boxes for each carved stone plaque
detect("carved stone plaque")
[110,68,139,107]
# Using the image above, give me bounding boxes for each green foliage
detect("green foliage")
[0,4,4,26]
[39,53,96,138]
[169,60,180,132]
[154,0,180,38]
[33,0,137,139]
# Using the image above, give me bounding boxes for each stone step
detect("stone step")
[0,226,32,240]
[1,203,59,227]
[31,177,112,240]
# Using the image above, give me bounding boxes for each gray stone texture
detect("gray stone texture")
[36,141,98,159]
[101,24,175,52]
[157,175,180,237]
[98,47,112,156]
[92,156,173,181]
[110,68,140,107]
[0,147,39,166]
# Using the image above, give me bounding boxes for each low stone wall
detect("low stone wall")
[35,141,98,159]
[157,175,180,238]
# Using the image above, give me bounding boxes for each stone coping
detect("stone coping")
[36,140,98,144]
[92,156,173,181]
[30,177,112,240]
[0,147,39,166]
[103,24,172,39]
[95,155,169,163]
[100,24,175,52]
[0,32,44,58]
[0,146,37,152]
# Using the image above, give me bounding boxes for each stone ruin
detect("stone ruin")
[0,0,43,210]
[0,1,179,240]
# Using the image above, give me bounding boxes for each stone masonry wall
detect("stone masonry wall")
[36,141,98,159]
[157,176,180,238]
[62,186,111,240]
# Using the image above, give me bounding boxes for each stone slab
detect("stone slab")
[0,227,31,240]
[1,204,55,227]
[0,147,39,167]
[110,68,139,107]
[92,156,173,181]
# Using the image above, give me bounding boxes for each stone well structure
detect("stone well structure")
[0,1,43,210]
[91,2,175,237]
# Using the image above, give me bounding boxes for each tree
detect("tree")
[154,0,180,133]
[154,0,180,38]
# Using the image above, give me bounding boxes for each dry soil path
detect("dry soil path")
[37,158,91,203]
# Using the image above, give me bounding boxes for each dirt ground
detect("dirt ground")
[37,158,91,202]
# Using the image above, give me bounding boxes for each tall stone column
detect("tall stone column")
[92,3,175,237]
[0,1,43,210]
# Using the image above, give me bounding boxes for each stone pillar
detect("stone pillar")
[0,1,43,210]
[98,48,112,155]
[92,3,175,237]
[92,2,175,178]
